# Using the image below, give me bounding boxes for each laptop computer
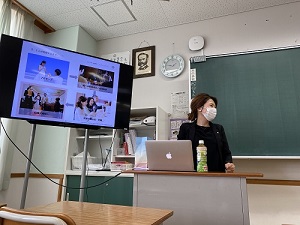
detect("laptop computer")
[145,140,195,172]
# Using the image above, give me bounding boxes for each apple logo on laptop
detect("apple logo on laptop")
[166,152,172,159]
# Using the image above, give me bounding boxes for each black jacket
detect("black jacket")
[177,121,233,171]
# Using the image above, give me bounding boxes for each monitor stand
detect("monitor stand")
[20,123,37,209]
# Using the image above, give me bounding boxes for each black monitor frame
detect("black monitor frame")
[0,34,134,130]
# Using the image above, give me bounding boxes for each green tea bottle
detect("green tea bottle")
[196,140,208,172]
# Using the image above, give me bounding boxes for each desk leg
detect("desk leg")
[133,175,138,205]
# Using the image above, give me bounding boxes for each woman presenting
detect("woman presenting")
[177,93,235,173]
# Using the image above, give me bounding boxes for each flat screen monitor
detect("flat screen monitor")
[0,34,134,130]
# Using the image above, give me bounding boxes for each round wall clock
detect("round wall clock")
[161,54,185,78]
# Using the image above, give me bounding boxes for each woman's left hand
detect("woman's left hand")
[225,162,235,173]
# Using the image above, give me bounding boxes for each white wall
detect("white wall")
[45,26,79,51]
[97,2,300,225]
[32,25,45,44]
[0,177,60,209]
[97,2,300,114]
[0,119,67,208]
[30,125,69,174]
[76,26,97,56]
[0,119,18,190]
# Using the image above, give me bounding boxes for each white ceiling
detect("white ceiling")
[17,0,300,41]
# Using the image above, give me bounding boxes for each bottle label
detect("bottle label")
[197,146,207,172]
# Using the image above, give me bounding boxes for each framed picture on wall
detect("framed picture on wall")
[132,46,155,78]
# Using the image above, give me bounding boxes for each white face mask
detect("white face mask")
[202,107,217,121]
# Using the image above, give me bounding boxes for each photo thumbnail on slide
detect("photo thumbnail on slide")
[19,83,66,119]
[24,53,69,85]
[77,65,114,93]
[74,92,113,124]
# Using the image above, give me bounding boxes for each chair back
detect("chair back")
[0,207,76,225]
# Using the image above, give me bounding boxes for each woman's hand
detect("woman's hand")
[225,162,235,173]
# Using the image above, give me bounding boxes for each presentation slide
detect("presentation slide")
[11,40,120,128]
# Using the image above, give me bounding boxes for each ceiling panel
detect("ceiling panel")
[92,1,136,26]
[80,0,120,7]
[15,0,300,41]
[105,0,169,36]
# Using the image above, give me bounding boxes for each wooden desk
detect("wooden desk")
[124,171,263,225]
[25,201,173,225]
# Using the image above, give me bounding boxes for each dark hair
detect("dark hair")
[55,69,61,76]
[87,97,94,106]
[188,93,218,121]
[76,96,87,109]
[40,61,46,65]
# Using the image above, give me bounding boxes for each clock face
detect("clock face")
[161,54,185,78]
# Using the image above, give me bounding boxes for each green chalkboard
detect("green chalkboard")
[190,47,300,156]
